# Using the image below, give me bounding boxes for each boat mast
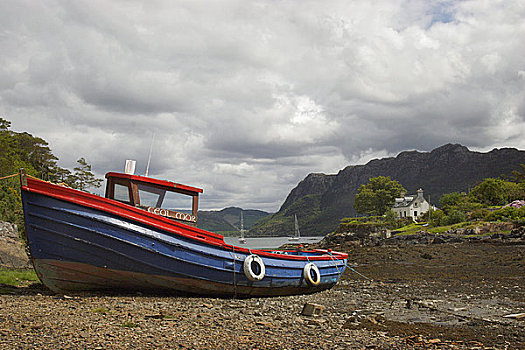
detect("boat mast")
[294,214,300,238]
[240,211,245,240]
[145,133,155,177]
[238,210,246,243]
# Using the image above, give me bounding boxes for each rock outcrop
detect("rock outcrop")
[0,221,30,269]
[316,222,525,248]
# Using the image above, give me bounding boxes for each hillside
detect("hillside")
[250,144,525,236]
[197,207,269,234]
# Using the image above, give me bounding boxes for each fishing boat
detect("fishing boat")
[19,167,347,297]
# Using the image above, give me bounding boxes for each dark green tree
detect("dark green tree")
[0,118,11,130]
[354,176,406,216]
[53,167,73,184]
[0,118,36,229]
[14,132,58,180]
[0,118,103,229]
[512,164,525,183]
[440,192,466,208]
[71,157,103,191]
[440,191,483,214]
[468,178,523,206]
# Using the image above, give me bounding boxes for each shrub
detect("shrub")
[486,206,525,223]
[468,178,524,206]
[425,209,445,227]
[395,217,416,229]
[468,208,490,221]
[338,213,410,231]
[440,209,466,226]
[453,201,484,213]
[440,192,466,208]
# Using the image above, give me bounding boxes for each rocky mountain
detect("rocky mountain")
[250,144,525,237]
[197,207,269,233]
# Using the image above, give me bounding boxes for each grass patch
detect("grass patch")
[462,232,493,238]
[394,223,423,235]
[120,321,138,328]
[0,268,38,286]
[91,307,110,314]
[162,314,177,319]
[394,221,479,235]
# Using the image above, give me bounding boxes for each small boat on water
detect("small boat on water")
[238,211,246,244]
[20,167,347,297]
[289,214,301,241]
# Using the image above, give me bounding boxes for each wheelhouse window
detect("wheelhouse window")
[137,183,193,214]
[114,183,131,204]
[137,184,166,208]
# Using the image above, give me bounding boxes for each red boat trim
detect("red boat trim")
[22,176,348,261]
[105,172,203,194]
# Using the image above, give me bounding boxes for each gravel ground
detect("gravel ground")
[0,241,524,349]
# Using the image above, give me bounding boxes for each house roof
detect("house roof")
[393,196,416,208]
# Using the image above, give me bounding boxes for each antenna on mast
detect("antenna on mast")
[145,133,155,177]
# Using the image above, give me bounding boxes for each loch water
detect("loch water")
[223,236,323,249]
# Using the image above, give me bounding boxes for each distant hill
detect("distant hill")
[197,207,269,234]
[250,144,525,237]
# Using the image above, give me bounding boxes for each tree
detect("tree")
[53,167,73,184]
[512,164,525,183]
[440,192,466,208]
[440,191,483,214]
[0,118,104,231]
[0,118,37,230]
[468,178,523,206]
[354,176,406,216]
[0,117,11,130]
[14,132,58,180]
[71,158,103,191]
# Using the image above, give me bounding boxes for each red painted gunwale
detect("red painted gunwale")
[22,175,348,261]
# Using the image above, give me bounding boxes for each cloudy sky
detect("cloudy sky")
[1,0,524,211]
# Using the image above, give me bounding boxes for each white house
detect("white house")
[392,188,430,219]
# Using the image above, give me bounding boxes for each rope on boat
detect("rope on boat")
[0,173,18,181]
[323,249,372,282]
[326,250,343,279]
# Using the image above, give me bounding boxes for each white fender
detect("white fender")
[303,262,321,286]
[243,254,265,281]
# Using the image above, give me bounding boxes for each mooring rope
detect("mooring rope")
[326,250,344,280]
[0,173,18,181]
[344,263,373,281]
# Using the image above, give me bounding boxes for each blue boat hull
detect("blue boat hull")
[22,189,347,297]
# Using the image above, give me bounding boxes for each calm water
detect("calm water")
[223,236,323,249]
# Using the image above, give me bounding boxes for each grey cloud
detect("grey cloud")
[2,0,525,212]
